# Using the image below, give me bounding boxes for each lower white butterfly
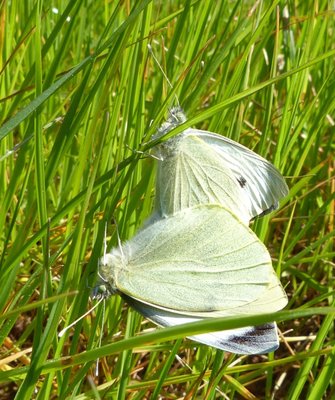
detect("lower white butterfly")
[97,204,287,353]
[152,107,288,225]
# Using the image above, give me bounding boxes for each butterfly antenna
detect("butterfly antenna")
[102,221,108,264]
[147,44,180,108]
[58,297,105,338]
[112,217,125,259]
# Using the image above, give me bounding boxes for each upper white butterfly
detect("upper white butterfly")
[152,107,288,225]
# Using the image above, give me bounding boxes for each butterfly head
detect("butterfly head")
[153,107,187,140]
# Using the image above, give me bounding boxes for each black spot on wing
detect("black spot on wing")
[237,176,247,188]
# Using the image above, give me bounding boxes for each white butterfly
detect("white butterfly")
[98,204,287,353]
[153,107,288,225]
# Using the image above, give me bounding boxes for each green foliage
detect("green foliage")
[1,0,334,398]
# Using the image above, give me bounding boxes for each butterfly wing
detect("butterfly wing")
[189,129,289,219]
[154,120,288,223]
[125,294,279,354]
[101,205,287,317]
[155,133,252,224]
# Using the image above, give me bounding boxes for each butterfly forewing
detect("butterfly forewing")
[155,133,252,223]
[191,130,289,218]
[102,205,287,317]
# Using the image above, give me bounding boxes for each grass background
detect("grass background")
[1,0,335,398]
